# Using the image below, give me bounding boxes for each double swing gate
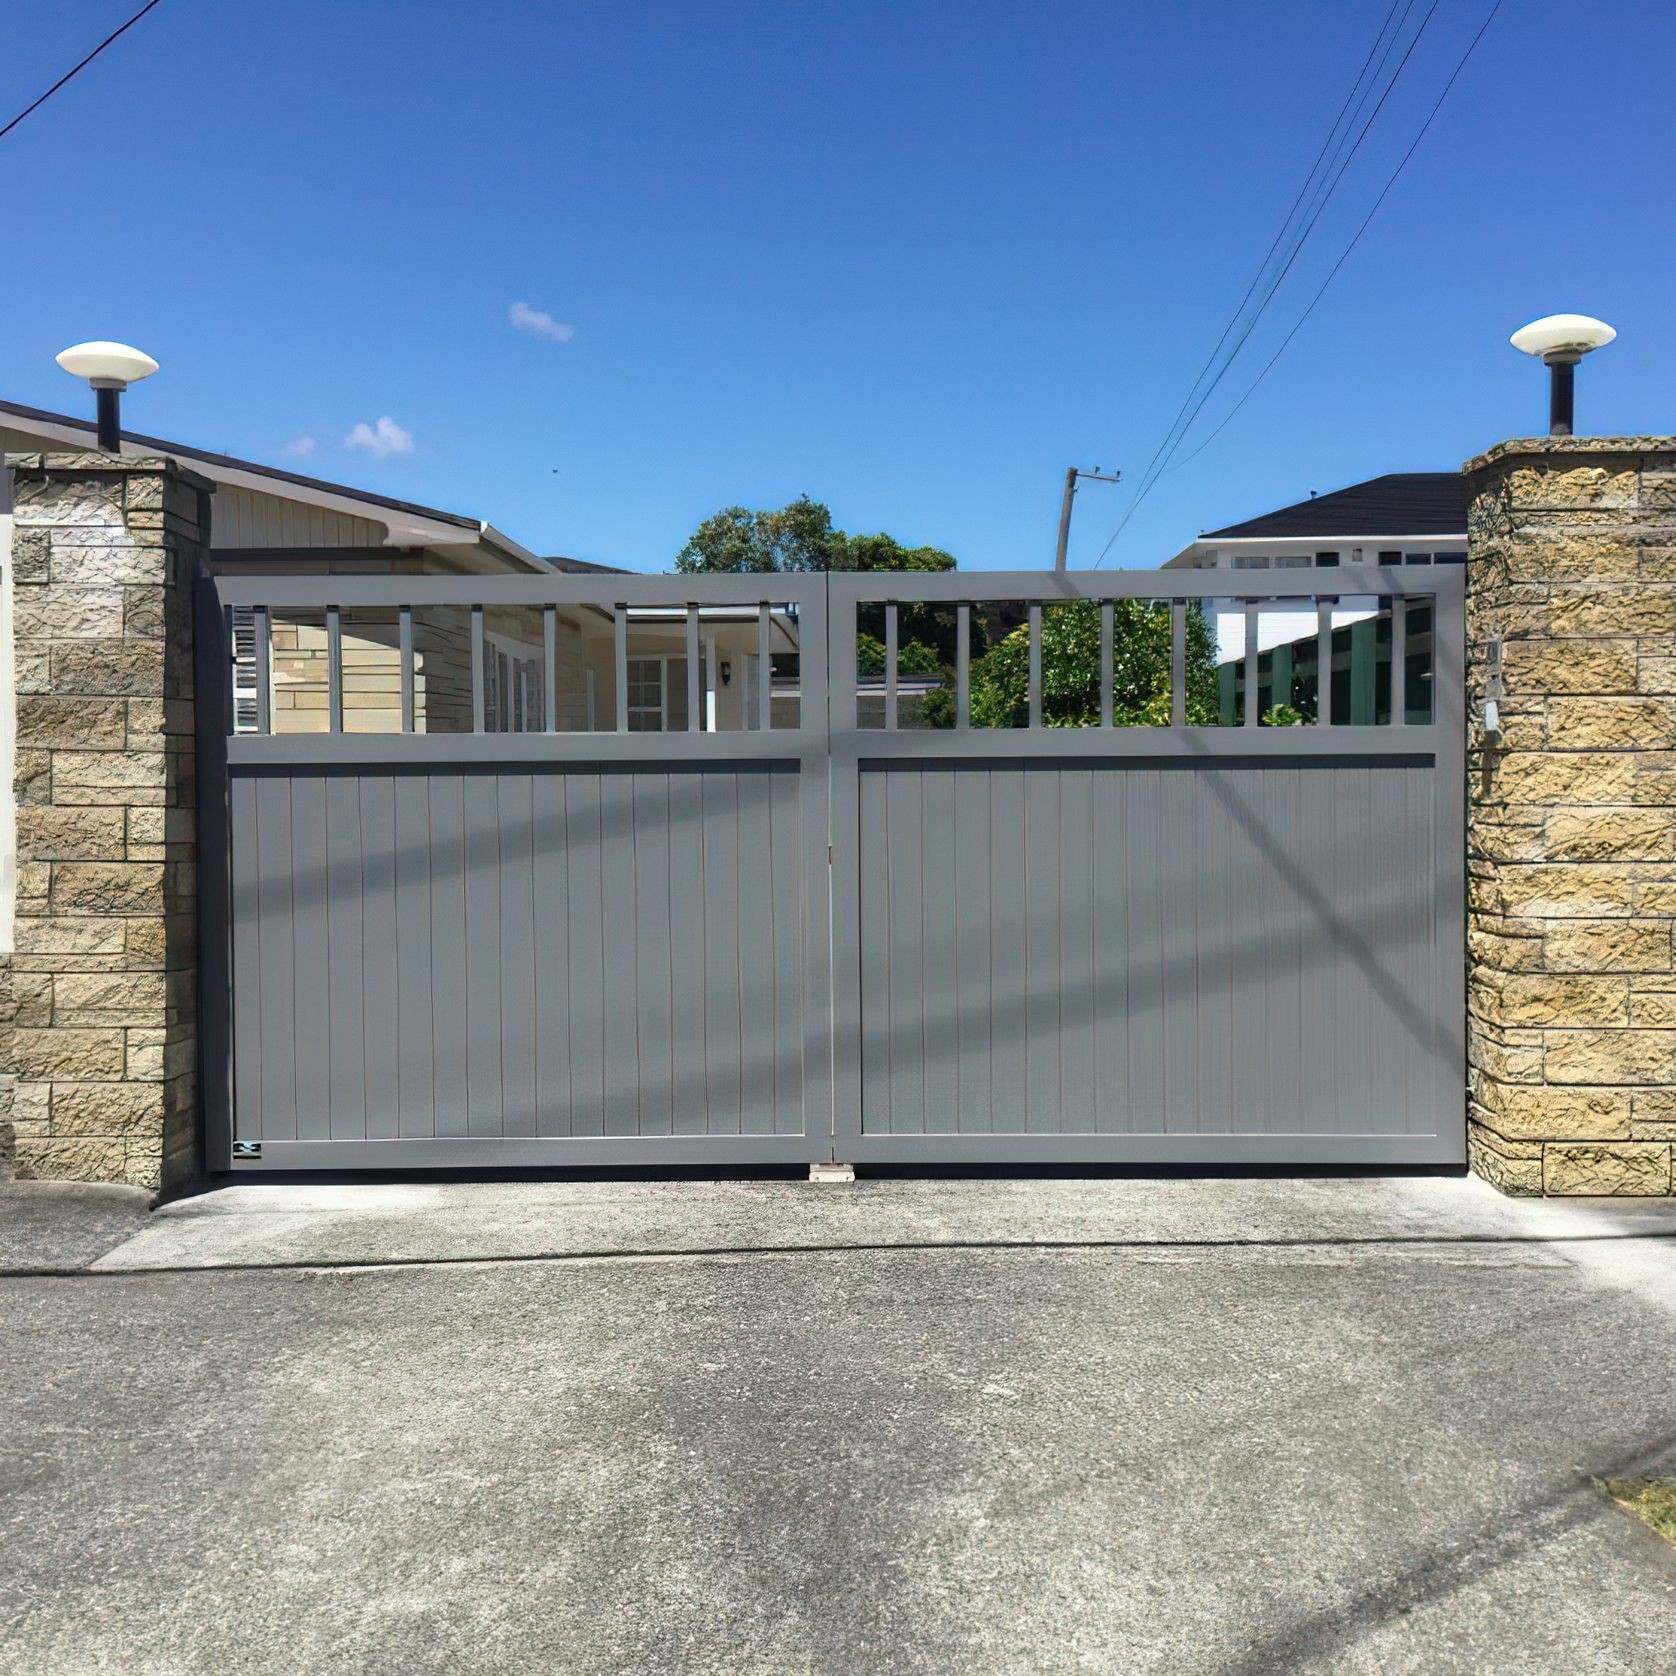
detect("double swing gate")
[198,563,1465,1171]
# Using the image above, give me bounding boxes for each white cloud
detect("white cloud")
[344,416,414,457]
[282,434,316,457]
[510,300,575,343]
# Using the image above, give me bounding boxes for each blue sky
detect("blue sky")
[3,1,1671,570]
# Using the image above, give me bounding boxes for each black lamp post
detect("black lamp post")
[54,341,159,451]
[1511,315,1615,436]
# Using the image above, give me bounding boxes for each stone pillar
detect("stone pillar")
[1466,437,1676,1196]
[1,453,210,1190]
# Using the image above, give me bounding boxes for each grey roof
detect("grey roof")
[1203,472,1471,540]
[0,397,484,530]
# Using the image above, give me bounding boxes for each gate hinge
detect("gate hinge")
[231,1140,262,1161]
[827,844,833,865]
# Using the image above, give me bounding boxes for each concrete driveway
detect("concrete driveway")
[3,1174,1675,1674]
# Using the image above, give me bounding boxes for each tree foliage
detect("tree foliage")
[674,497,1225,731]
[674,497,956,576]
[942,600,1220,729]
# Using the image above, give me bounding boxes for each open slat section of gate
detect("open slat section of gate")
[206,574,832,1169]
[827,566,1464,1166]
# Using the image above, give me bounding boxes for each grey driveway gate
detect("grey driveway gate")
[198,564,1464,1171]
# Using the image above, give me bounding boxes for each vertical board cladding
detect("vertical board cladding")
[227,766,810,1147]
[855,760,1446,1143]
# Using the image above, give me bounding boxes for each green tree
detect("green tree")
[957,600,1220,729]
[674,495,837,573]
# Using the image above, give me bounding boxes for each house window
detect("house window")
[483,631,546,732]
[1434,551,1466,565]
[1378,550,1403,566]
[1273,554,1310,568]
[625,655,692,732]
[1232,555,1270,570]
[1314,551,1340,567]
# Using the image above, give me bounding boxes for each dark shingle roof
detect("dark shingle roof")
[1203,472,1471,540]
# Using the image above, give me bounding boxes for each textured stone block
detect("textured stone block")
[49,643,165,698]
[48,545,169,586]
[1486,973,1629,1026]
[49,862,166,916]
[1493,752,1638,806]
[53,972,168,1015]
[50,1082,164,1137]
[1547,698,1676,750]
[1497,865,1634,916]
[14,1137,128,1183]
[1546,808,1676,860]
[1544,588,1676,638]
[12,586,125,640]
[1545,1029,1676,1085]
[15,808,126,862]
[1543,919,1671,972]
[1502,640,1637,696]
[1467,1122,1543,1195]
[16,696,126,750]
[1476,1085,1631,1142]
[1543,1142,1672,1196]
[10,1028,126,1080]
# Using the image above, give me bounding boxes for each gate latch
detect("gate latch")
[231,1140,262,1161]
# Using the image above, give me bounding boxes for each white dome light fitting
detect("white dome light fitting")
[1509,315,1615,436]
[55,340,159,451]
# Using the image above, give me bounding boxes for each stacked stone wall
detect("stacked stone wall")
[0,454,207,1190]
[1466,438,1676,1195]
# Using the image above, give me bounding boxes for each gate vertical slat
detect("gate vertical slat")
[360,775,400,1140]
[953,770,992,1133]
[631,773,676,1136]
[988,765,1028,1133]
[463,772,504,1134]
[289,777,332,1141]
[701,774,744,1134]
[532,775,573,1136]
[667,772,708,1137]
[1091,771,1126,1133]
[428,776,470,1139]
[920,767,958,1134]
[499,775,539,1137]
[736,771,778,1134]
[254,775,297,1141]
[393,774,436,1138]
[888,771,927,1134]
[565,775,607,1137]
[325,777,367,1140]
[856,770,892,1135]
[1058,768,1096,1135]
[229,779,264,1145]
[768,768,804,1135]
[598,772,640,1136]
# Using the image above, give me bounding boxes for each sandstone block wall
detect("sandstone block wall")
[1466,438,1676,1195]
[0,454,208,1190]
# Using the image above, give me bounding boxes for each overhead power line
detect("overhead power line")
[1095,0,1445,566]
[1159,0,1507,481]
[1105,0,1411,539]
[0,0,164,146]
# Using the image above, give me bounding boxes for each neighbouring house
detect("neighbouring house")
[1162,471,1469,724]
